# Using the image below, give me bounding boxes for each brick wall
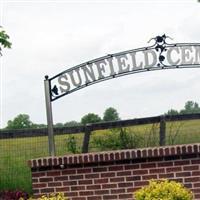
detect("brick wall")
[28,144,200,200]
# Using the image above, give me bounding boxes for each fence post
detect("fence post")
[82,124,91,153]
[159,115,166,146]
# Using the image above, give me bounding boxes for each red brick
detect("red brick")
[153,149,159,157]
[191,188,200,193]
[170,178,183,183]
[54,176,68,181]
[134,181,148,187]
[93,167,108,172]
[127,187,137,192]
[102,184,117,189]
[79,180,93,185]
[41,188,54,193]
[32,172,45,177]
[166,166,182,173]
[71,185,85,191]
[159,173,174,178]
[119,193,133,199]
[32,178,38,183]
[69,175,84,180]
[142,174,157,180]
[141,163,156,168]
[58,157,62,165]
[103,195,118,199]
[183,183,192,188]
[195,194,200,199]
[105,153,110,161]
[79,191,94,196]
[118,182,133,188]
[157,162,173,167]
[77,168,92,174]
[85,173,99,179]
[101,172,115,178]
[62,169,76,175]
[55,187,70,192]
[192,171,200,176]
[126,151,131,159]
[65,192,78,197]
[115,152,120,160]
[176,172,191,177]
[32,160,37,168]
[47,171,61,176]
[174,160,190,166]
[117,171,131,176]
[109,166,123,171]
[183,165,199,171]
[40,177,53,182]
[185,177,200,182]
[194,182,200,187]
[63,180,77,186]
[48,182,62,187]
[149,168,165,174]
[32,183,47,188]
[133,169,148,175]
[71,197,86,200]
[191,159,200,164]
[54,158,58,166]
[94,178,108,184]
[124,164,139,170]
[95,190,109,195]
[88,196,101,200]
[170,147,176,155]
[126,176,141,181]
[110,177,124,182]
[87,185,101,190]
[136,150,141,158]
[165,148,170,156]
[111,188,125,194]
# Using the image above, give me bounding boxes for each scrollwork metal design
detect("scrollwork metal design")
[148,34,173,67]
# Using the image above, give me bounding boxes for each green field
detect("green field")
[0,119,200,193]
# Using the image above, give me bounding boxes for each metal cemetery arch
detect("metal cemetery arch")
[44,35,200,156]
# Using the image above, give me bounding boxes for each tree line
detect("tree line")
[4,107,120,130]
[3,100,200,130]
[165,100,200,115]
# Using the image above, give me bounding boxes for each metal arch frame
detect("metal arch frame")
[49,41,200,102]
[44,35,200,156]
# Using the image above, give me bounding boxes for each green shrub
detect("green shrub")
[134,179,193,200]
[66,135,80,154]
[92,128,143,151]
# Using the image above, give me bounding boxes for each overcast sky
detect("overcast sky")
[1,0,200,128]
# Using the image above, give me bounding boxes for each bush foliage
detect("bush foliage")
[134,179,193,200]
[31,192,68,200]
[0,190,29,200]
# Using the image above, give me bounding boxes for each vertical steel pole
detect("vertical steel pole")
[44,75,56,156]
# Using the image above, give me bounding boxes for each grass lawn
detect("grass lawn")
[0,119,200,193]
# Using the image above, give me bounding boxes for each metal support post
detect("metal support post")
[44,75,56,156]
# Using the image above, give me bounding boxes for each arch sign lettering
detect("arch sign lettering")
[44,35,200,156]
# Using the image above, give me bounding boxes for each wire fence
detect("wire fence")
[0,113,200,193]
